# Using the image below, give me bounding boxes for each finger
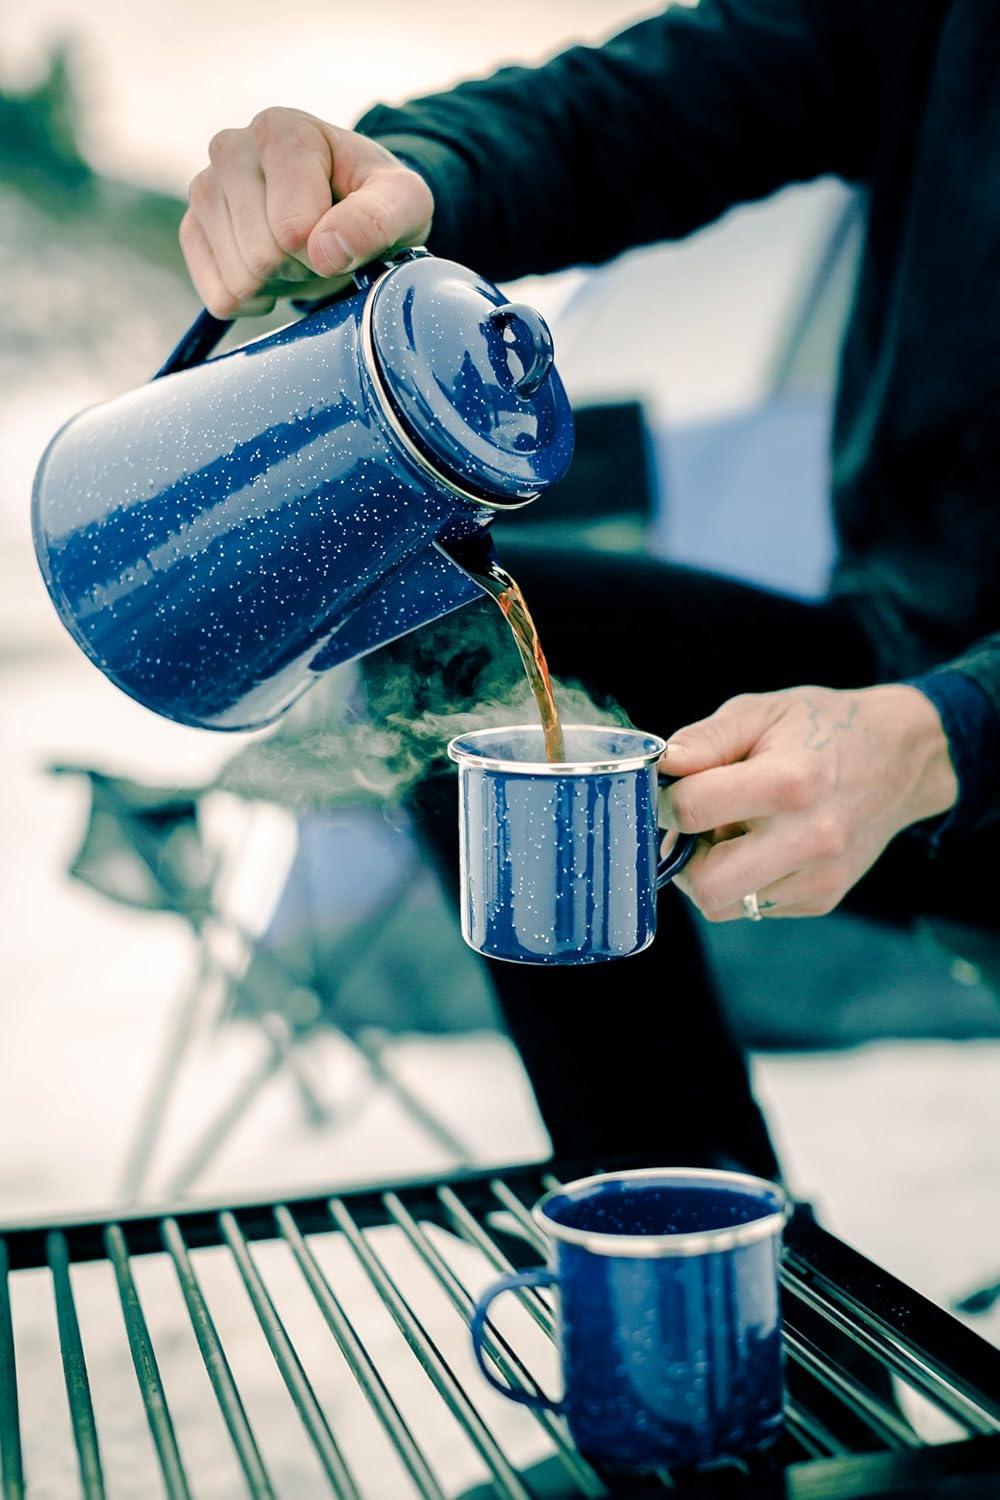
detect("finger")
[179,209,222,310]
[255,108,337,261]
[189,169,268,308]
[714,889,824,922]
[673,826,814,919]
[663,753,816,835]
[179,211,274,319]
[180,210,241,318]
[660,693,781,777]
[685,896,815,922]
[751,862,850,919]
[211,131,314,287]
[307,166,432,276]
[660,823,741,861]
[688,863,843,923]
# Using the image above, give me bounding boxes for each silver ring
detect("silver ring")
[742,891,763,922]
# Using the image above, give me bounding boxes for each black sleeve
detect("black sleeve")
[909,664,1000,840]
[932,636,1000,834]
[356,0,909,282]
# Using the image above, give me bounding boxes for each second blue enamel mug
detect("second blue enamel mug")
[471,1168,788,1471]
[447,724,697,964]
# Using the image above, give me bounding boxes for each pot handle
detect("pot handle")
[153,309,232,379]
[154,249,432,381]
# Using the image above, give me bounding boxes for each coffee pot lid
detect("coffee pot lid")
[364,253,574,505]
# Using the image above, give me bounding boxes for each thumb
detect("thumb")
[306,150,434,277]
[660,694,777,776]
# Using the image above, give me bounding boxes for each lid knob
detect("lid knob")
[485,302,555,399]
[367,257,574,501]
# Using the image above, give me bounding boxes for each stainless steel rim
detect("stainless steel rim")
[446,723,666,775]
[360,268,539,513]
[533,1167,790,1259]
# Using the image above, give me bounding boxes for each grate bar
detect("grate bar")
[104,1225,192,1500]
[219,1213,360,1499]
[160,1217,275,1499]
[2,1166,998,1499]
[273,1207,445,1500]
[438,1187,554,1339]
[46,1231,106,1499]
[782,1257,1000,1437]
[383,1193,603,1498]
[783,1324,920,1450]
[488,1181,548,1256]
[0,1241,24,1500]
[328,1198,533,1500]
[784,1398,849,1461]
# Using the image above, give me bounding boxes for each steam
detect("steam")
[216,598,632,810]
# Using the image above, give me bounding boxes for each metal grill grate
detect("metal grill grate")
[1,1162,999,1498]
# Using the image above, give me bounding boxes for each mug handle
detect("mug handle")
[656,774,698,889]
[470,1268,563,1411]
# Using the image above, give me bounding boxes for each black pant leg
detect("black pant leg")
[409,766,782,1176]
[371,544,878,1178]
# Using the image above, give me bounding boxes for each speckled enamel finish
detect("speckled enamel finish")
[31,255,573,730]
[448,725,695,964]
[471,1170,787,1472]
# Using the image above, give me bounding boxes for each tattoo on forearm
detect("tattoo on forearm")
[803,697,858,750]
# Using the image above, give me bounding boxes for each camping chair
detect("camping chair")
[52,764,475,1204]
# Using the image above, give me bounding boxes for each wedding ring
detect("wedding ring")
[742,891,763,922]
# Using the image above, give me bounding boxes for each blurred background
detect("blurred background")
[2,0,999,1403]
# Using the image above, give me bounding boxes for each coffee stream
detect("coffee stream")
[452,547,567,763]
[474,558,567,762]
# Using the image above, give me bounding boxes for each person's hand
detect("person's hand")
[180,107,435,318]
[660,684,958,920]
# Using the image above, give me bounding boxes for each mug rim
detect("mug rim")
[533,1167,790,1259]
[447,723,666,775]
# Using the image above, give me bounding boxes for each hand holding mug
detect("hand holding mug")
[661,684,958,921]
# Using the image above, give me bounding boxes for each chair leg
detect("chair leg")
[160,1046,289,1198]
[342,1026,474,1168]
[128,839,476,1198]
[118,948,216,1203]
[206,913,331,1128]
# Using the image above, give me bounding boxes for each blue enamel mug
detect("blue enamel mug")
[446,724,697,964]
[471,1168,788,1472]
[31,251,573,730]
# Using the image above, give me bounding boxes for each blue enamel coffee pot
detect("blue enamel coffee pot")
[32,250,574,729]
